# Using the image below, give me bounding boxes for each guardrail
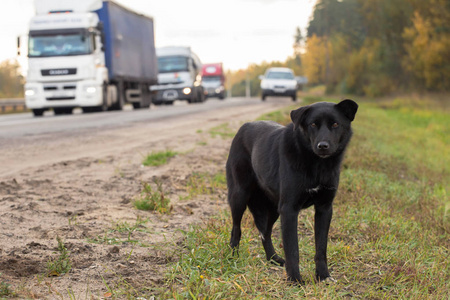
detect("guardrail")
[0,98,27,113]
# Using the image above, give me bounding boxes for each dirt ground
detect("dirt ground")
[0,99,292,299]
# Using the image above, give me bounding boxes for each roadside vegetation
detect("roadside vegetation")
[142,150,178,167]
[46,236,72,277]
[158,95,449,299]
[87,216,152,247]
[185,172,227,200]
[134,181,172,214]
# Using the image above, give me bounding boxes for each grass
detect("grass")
[185,171,227,199]
[133,181,172,214]
[158,95,449,299]
[46,236,71,277]
[0,280,15,298]
[87,217,152,247]
[142,150,178,167]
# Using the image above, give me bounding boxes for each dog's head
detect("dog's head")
[290,99,358,158]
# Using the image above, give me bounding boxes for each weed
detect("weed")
[87,217,152,247]
[46,236,71,277]
[134,180,172,214]
[142,150,178,167]
[68,215,78,226]
[0,281,15,297]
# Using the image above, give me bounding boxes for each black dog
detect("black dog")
[226,99,358,284]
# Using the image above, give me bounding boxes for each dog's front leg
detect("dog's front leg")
[314,202,334,282]
[280,204,303,284]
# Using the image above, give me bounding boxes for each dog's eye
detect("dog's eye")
[310,123,316,128]
[332,123,339,128]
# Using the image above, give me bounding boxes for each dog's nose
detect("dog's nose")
[317,141,330,150]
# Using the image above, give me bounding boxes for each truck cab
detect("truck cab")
[23,0,157,116]
[25,11,108,116]
[201,63,225,100]
[151,46,205,105]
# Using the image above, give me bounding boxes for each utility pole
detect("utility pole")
[245,73,251,98]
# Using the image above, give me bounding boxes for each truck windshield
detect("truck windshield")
[158,56,189,73]
[202,76,221,82]
[266,72,294,80]
[28,32,93,57]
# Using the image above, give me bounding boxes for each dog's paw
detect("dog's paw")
[287,276,305,286]
[321,276,337,285]
[270,255,285,266]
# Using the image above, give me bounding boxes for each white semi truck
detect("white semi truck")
[21,0,158,116]
[151,46,205,105]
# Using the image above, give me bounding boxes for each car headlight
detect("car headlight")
[183,87,191,95]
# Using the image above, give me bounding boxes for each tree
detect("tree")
[402,0,450,91]
[0,59,24,98]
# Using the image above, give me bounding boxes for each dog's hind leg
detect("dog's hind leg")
[248,193,285,266]
[227,154,255,254]
[228,188,248,253]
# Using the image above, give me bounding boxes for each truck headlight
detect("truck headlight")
[25,88,36,96]
[183,87,191,95]
[85,86,97,93]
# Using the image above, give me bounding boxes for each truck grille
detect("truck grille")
[46,96,76,101]
[41,68,77,76]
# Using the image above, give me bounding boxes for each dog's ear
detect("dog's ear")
[290,106,310,131]
[336,99,358,122]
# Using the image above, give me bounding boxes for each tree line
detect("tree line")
[0,59,24,98]
[1,0,448,98]
[228,0,449,97]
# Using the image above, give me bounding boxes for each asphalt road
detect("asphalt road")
[0,97,267,139]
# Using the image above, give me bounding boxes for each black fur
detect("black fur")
[226,99,358,284]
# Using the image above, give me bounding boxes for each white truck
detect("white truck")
[21,0,158,116]
[151,46,205,105]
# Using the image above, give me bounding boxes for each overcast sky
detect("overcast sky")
[0,0,315,72]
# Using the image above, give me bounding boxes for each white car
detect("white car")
[260,67,297,101]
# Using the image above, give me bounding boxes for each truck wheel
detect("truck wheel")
[132,102,141,109]
[110,83,124,111]
[199,90,206,103]
[262,94,267,101]
[32,109,45,117]
[82,107,93,113]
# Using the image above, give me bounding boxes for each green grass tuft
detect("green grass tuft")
[142,150,178,167]
[133,181,172,214]
[46,236,71,277]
